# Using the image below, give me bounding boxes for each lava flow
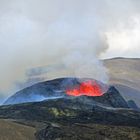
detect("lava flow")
[66,80,103,97]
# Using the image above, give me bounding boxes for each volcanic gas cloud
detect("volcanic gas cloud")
[66,80,104,97]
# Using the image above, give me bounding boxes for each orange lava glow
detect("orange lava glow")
[66,80,103,97]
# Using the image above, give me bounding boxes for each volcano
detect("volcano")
[3,77,130,109]
[4,78,107,105]
[1,77,140,140]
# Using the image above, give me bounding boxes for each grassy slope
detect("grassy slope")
[0,119,36,140]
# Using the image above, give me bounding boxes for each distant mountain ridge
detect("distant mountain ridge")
[103,58,140,107]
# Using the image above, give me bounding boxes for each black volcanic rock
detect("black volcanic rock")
[35,123,140,140]
[0,86,136,128]
[92,86,129,108]
[0,96,140,127]
[127,100,139,110]
[63,86,129,110]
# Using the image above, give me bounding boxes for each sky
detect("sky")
[0,0,140,98]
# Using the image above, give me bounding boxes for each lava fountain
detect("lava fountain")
[66,80,104,97]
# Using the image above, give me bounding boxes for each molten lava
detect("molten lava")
[66,80,103,97]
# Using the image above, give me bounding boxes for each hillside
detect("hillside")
[104,58,140,106]
[0,119,35,140]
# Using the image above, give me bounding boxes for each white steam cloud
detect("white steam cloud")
[0,0,140,97]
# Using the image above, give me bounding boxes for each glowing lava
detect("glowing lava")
[66,80,103,97]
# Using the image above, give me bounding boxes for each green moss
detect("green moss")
[49,107,76,117]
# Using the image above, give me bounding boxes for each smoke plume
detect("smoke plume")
[0,0,140,98]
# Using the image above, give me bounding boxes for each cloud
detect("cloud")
[102,16,140,58]
[0,0,140,97]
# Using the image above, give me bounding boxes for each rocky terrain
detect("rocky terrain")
[0,82,140,140]
[36,123,140,140]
